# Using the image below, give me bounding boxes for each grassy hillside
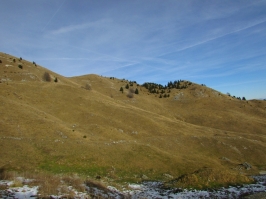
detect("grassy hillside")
[0,52,266,188]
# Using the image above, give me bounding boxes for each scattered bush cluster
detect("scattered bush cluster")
[142,82,165,93]
[166,80,191,89]
[129,81,136,86]
[121,83,139,97]
[142,80,189,97]
[159,93,170,98]
[227,93,246,100]
[142,82,170,98]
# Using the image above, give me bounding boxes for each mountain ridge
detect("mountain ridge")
[1,52,265,188]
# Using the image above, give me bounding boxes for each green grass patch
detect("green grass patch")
[39,160,108,177]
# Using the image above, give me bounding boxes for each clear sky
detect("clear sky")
[1,0,266,99]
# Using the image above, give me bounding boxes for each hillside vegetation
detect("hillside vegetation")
[0,52,266,189]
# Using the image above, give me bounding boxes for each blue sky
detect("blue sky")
[1,0,266,99]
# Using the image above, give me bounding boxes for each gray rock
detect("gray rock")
[163,174,173,179]
[141,175,148,180]
[242,162,252,170]
[221,157,230,161]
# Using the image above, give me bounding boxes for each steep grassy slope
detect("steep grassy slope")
[0,52,266,188]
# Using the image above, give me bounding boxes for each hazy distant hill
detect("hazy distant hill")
[1,52,265,188]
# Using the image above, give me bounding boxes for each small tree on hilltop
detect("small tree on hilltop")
[242,97,246,100]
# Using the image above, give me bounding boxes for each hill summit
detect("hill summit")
[0,52,266,188]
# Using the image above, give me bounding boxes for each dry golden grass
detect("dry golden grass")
[168,167,253,189]
[0,52,266,189]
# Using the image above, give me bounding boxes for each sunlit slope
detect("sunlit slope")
[0,52,266,187]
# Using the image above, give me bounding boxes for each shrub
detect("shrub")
[127,88,135,98]
[127,92,134,98]
[135,88,139,94]
[18,64,23,69]
[85,83,91,90]
[0,60,2,63]
[125,84,129,89]
[54,77,58,82]
[13,59,16,63]
[19,57,22,61]
[120,87,124,93]
[43,72,51,82]
[129,88,135,93]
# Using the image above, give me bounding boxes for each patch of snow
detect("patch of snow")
[0,184,38,199]
[128,184,143,190]
[0,180,13,186]
[1,175,265,199]
[87,175,266,199]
